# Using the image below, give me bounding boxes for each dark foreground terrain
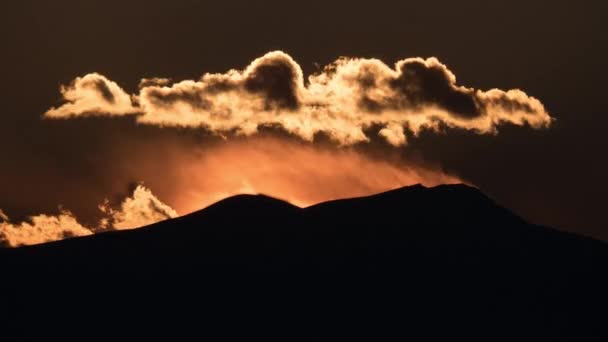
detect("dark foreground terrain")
[1,184,606,340]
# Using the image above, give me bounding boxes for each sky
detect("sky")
[0,0,606,243]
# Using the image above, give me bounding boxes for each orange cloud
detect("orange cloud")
[99,185,178,230]
[0,209,8,222]
[0,186,176,247]
[45,73,137,118]
[0,211,92,247]
[44,51,552,146]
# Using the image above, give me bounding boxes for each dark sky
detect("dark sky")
[1,0,607,238]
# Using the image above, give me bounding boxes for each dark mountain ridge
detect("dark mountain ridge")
[1,184,607,340]
[2,183,602,266]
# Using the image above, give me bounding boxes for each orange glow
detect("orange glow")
[1,136,463,247]
[162,137,462,214]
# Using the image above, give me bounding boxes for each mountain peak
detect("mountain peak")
[179,193,300,223]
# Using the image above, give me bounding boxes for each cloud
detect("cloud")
[44,51,552,145]
[45,73,138,118]
[0,209,8,222]
[0,211,93,247]
[138,77,172,89]
[100,185,178,230]
[0,186,177,247]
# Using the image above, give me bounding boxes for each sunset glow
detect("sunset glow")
[166,137,462,213]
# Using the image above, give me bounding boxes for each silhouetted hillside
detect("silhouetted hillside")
[1,184,606,340]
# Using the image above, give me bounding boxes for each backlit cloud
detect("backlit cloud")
[0,185,176,247]
[0,209,8,222]
[0,211,92,247]
[99,185,178,230]
[45,73,137,118]
[44,51,552,146]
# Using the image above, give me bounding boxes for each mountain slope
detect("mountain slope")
[2,184,604,271]
[0,184,607,340]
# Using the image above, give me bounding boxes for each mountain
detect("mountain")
[1,184,607,340]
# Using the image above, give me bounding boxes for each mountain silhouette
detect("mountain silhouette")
[1,184,606,340]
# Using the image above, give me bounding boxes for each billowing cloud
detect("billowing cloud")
[0,185,176,247]
[0,211,92,247]
[99,185,178,230]
[44,51,552,145]
[45,73,137,118]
